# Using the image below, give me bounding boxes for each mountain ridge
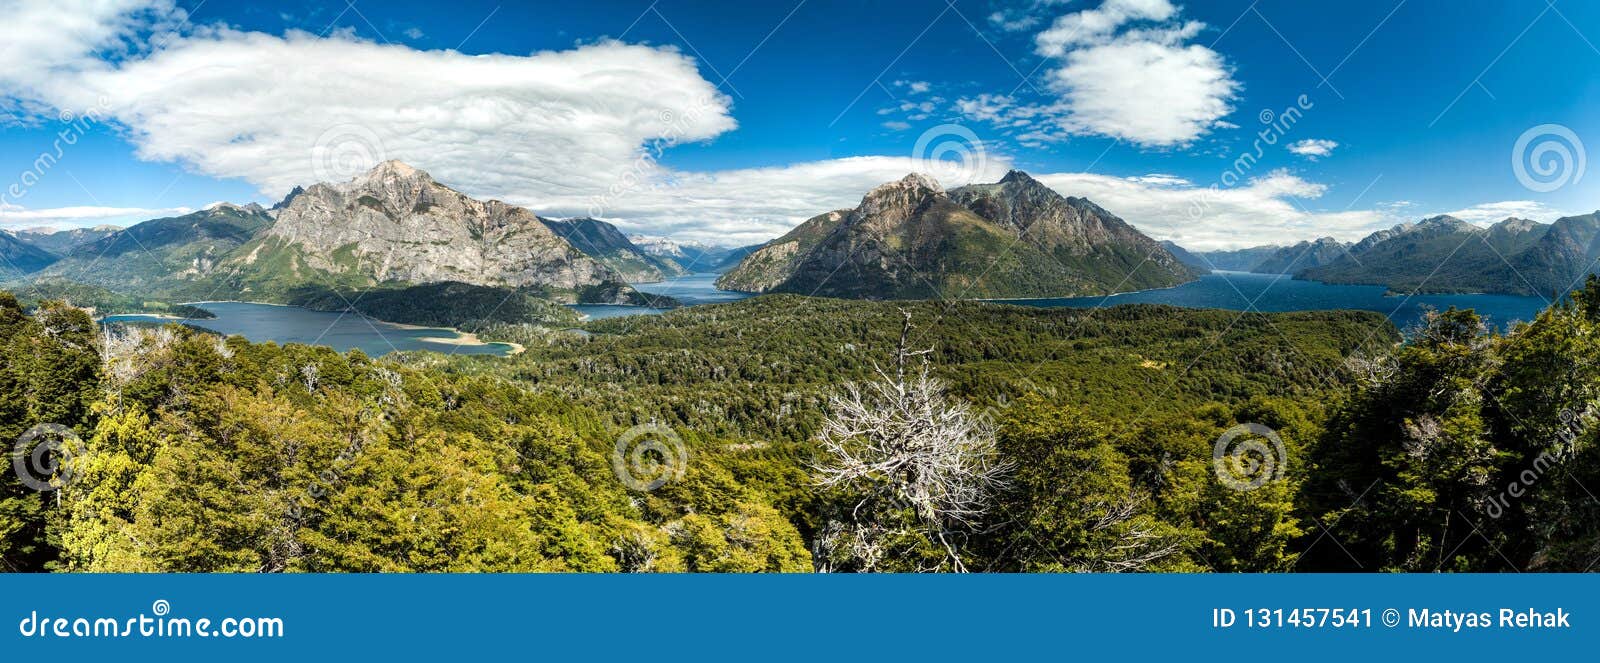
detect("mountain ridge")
[540,217,689,283]
[1299,214,1574,295]
[720,171,1196,299]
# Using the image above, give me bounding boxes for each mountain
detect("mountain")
[1159,240,1210,272]
[1484,217,1550,254]
[34,204,272,294]
[720,171,1196,299]
[709,244,762,272]
[540,217,688,282]
[221,161,638,303]
[1251,237,1349,274]
[1497,213,1600,297]
[947,171,1196,290]
[630,235,747,273]
[716,209,850,292]
[0,231,58,276]
[1298,216,1562,295]
[11,225,122,255]
[272,186,305,211]
[1191,245,1283,271]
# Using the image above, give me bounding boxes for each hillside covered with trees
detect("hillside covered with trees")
[3,283,1598,572]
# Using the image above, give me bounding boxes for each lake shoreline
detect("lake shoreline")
[388,322,526,355]
[106,300,522,358]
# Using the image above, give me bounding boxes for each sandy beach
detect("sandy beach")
[414,330,525,355]
[387,322,524,355]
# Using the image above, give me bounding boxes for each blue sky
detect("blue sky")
[2,0,1599,249]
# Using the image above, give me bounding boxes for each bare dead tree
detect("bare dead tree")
[1077,490,1183,572]
[812,311,1012,572]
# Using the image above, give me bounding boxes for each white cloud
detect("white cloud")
[987,0,1075,33]
[1126,173,1191,186]
[1440,200,1571,225]
[0,0,184,112]
[894,80,932,94]
[950,0,1238,148]
[882,120,912,131]
[1046,37,1236,146]
[2,1,1007,247]
[0,0,735,210]
[1287,138,1338,160]
[1034,0,1179,55]
[0,0,1524,255]
[988,11,1042,33]
[954,94,1017,123]
[1033,169,1391,250]
[0,202,190,229]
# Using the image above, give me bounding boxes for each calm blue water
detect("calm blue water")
[102,302,516,357]
[98,273,1550,355]
[1001,271,1550,331]
[570,273,754,320]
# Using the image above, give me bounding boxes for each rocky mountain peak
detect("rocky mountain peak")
[206,201,268,216]
[366,159,427,179]
[1491,217,1541,233]
[1416,215,1472,232]
[256,161,630,299]
[857,173,945,218]
[272,185,305,210]
[338,160,437,200]
[882,172,944,194]
[999,169,1040,186]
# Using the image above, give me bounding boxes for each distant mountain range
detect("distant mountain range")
[630,235,755,273]
[15,158,1595,326]
[36,203,271,295]
[0,231,60,277]
[718,171,1196,299]
[1252,237,1350,275]
[1297,215,1572,295]
[1169,243,1282,272]
[1167,212,1600,297]
[0,162,730,319]
[11,225,121,254]
[541,218,688,283]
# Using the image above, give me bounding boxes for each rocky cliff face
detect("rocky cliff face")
[248,161,631,302]
[716,209,849,292]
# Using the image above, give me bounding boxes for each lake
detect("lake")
[98,272,1552,356]
[570,272,754,320]
[582,271,1550,332]
[1000,271,1550,332]
[102,301,518,357]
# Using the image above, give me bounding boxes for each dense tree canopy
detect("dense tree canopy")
[1,286,1596,573]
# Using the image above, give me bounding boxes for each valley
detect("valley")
[3,159,1595,576]
[0,161,1569,352]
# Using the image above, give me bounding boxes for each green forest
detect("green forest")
[2,282,1598,572]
